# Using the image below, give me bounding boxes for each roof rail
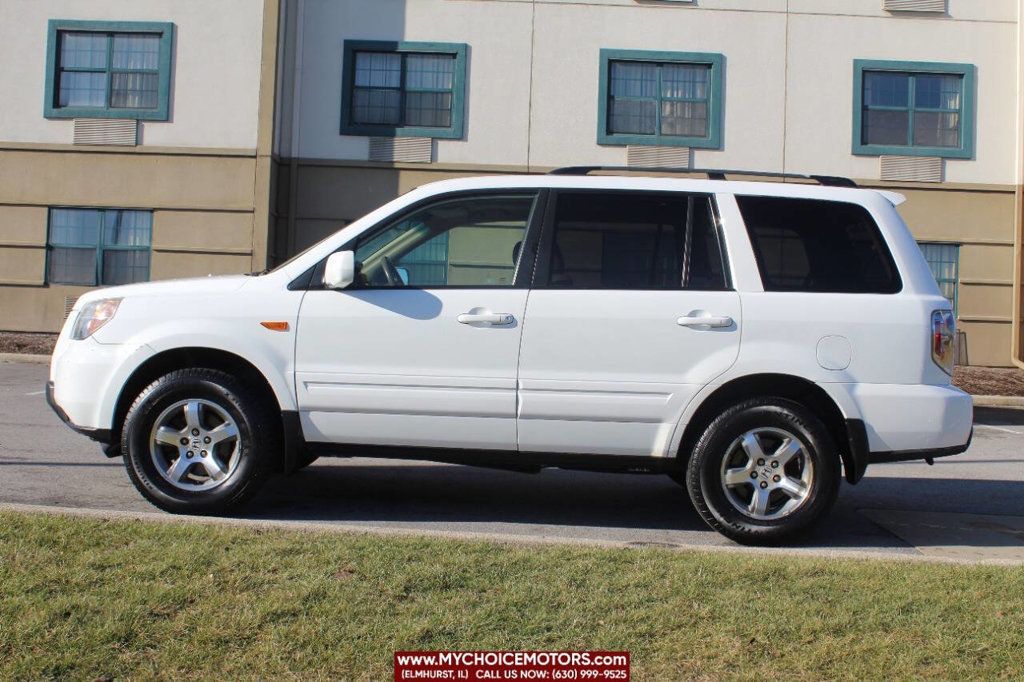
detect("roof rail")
[547,166,857,188]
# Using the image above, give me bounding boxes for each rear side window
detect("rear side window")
[542,192,728,290]
[736,196,901,294]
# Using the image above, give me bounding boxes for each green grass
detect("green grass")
[1,511,1022,680]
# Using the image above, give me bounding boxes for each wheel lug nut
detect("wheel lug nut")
[750,472,758,479]
[180,438,189,445]
[757,459,765,466]
[201,450,208,457]
[773,475,781,482]
[192,429,200,436]
[186,451,194,458]
[771,461,779,468]
[759,481,768,489]
[204,437,212,444]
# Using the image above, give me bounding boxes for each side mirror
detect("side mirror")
[323,250,355,289]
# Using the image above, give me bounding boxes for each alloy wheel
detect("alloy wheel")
[719,427,814,520]
[149,398,242,492]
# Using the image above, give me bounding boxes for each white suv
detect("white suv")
[47,168,973,544]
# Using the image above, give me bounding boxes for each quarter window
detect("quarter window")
[45,20,174,120]
[918,242,959,314]
[47,208,152,286]
[737,196,900,294]
[353,194,537,288]
[853,60,974,159]
[598,50,724,149]
[541,192,728,290]
[341,41,468,139]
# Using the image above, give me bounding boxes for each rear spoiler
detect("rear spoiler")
[878,190,907,207]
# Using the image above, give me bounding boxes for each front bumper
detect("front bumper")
[45,380,114,448]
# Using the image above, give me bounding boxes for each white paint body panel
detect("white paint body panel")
[49,175,972,466]
[50,274,302,430]
[518,290,741,456]
[294,289,528,450]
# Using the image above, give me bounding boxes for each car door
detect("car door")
[517,190,741,457]
[295,191,542,451]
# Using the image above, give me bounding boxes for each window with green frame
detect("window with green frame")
[340,40,467,139]
[598,49,724,149]
[918,242,959,314]
[47,208,152,286]
[853,60,975,159]
[44,20,174,120]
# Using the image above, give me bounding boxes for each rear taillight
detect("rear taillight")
[931,310,955,375]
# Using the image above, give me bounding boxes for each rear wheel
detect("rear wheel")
[121,368,278,514]
[685,398,840,545]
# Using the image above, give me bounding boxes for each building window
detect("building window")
[918,242,959,314]
[47,208,152,286]
[853,60,974,159]
[598,49,724,149]
[44,20,174,120]
[340,41,467,139]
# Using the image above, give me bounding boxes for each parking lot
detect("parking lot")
[2,360,1022,563]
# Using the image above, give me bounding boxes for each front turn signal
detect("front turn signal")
[260,321,290,332]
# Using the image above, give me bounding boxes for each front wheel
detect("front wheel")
[685,398,840,545]
[121,368,278,514]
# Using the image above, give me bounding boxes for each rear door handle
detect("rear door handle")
[458,312,515,326]
[677,313,733,328]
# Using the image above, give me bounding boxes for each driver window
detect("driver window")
[353,194,536,288]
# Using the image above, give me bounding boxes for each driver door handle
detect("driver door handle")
[457,312,515,326]
[676,313,733,328]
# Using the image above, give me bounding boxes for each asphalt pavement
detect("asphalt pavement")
[2,360,1022,563]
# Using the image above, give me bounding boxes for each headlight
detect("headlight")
[72,298,122,340]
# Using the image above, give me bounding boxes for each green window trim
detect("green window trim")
[44,19,174,121]
[340,40,467,140]
[597,48,724,149]
[852,59,975,160]
[46,207,152,287]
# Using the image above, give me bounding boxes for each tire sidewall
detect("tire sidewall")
[687,400,840,544]
[123,372,264,513]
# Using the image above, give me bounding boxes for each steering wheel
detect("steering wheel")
[381,256,404,287]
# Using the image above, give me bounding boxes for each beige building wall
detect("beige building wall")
[274,0,1019,366]
[0,0,280,333]
[0,0,265,150]
[0,148,260,330]
[891,187,1016,366]
[3,0,1019,366]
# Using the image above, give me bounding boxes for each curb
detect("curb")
[0,352,49,364]
[2,502,1021,567]
[972,395,1024,408]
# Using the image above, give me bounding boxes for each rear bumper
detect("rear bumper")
[867,428,973,464]
[45,380,113,447]
[835,382,974,452]
[838,383,973,483]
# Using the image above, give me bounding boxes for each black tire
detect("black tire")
[121,368,279,514]
[685,397,840,545]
